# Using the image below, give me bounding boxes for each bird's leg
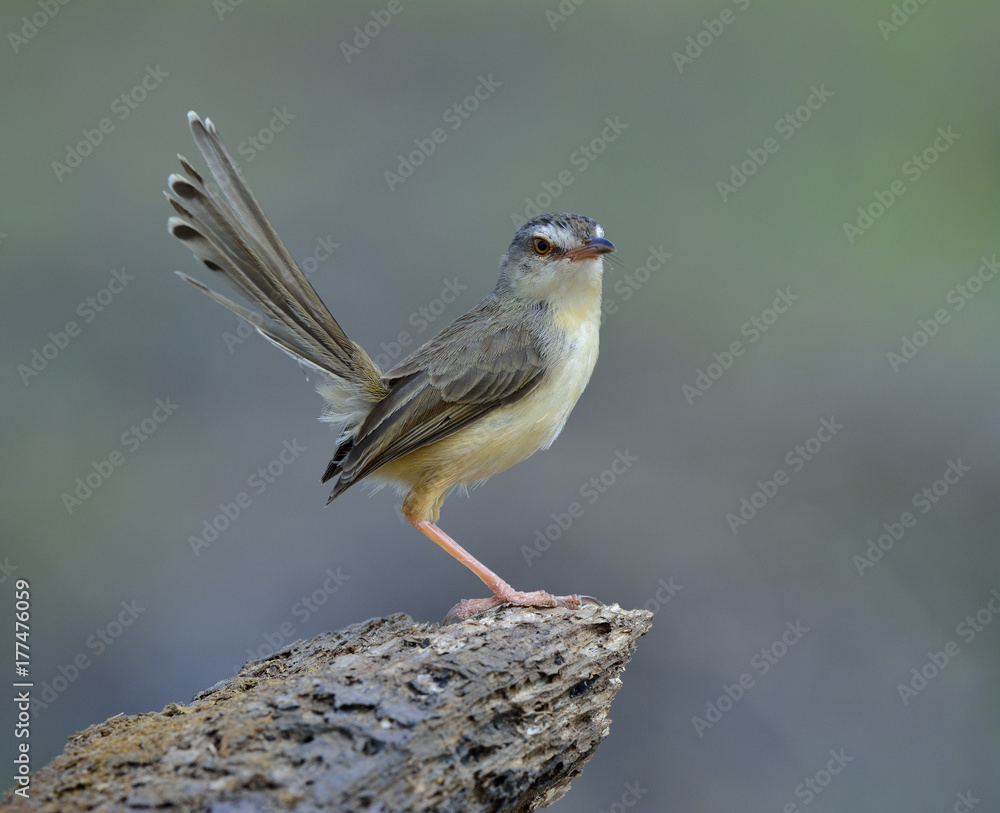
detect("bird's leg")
[409,518,599,623]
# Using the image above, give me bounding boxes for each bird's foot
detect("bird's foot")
[443,589,601,624]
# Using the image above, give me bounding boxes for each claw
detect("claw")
[442,591,603,623]
[558,594,603,610]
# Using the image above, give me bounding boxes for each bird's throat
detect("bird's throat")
[549,271,603,334]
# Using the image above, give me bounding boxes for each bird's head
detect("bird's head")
[497,213,615,315]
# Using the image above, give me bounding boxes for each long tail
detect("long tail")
[165,111,388,433]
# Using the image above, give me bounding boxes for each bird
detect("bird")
[165,111,615,622]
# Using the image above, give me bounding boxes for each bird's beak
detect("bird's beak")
[563,236,616,262]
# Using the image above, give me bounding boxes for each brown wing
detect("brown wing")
[323,296,546,498]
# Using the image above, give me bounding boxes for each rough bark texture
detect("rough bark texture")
[6,604,651,813]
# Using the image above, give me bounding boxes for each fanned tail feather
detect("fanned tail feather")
[165,111,388,441]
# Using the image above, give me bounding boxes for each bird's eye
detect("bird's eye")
[532,237,552,255]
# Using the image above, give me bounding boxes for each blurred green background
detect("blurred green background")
[3,2,999,809]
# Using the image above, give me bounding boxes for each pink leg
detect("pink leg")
[410,518,599,623]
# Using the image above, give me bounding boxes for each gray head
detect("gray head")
[497,213,615,310]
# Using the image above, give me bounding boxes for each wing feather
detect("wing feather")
[324,298,547,497]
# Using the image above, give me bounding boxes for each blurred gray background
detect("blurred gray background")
[2,2,999,810]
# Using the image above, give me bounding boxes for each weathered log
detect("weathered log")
[6,604,651,812]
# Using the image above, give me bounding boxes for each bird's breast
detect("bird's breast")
[375,291,602,493]
[451,300,601,474]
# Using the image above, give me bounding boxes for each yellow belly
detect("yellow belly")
[378,308,600,519]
